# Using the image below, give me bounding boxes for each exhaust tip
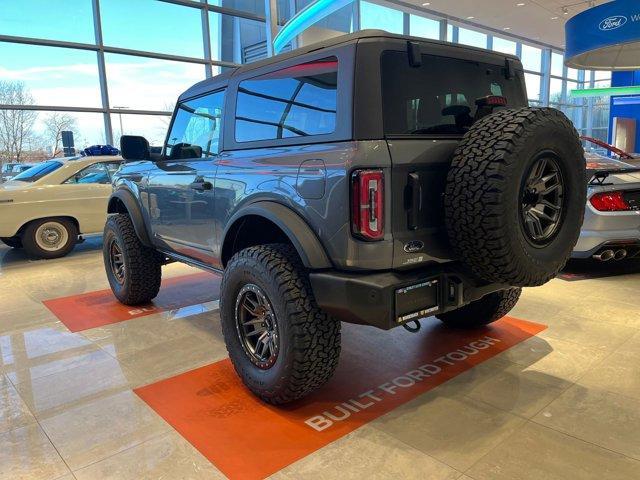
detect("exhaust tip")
[593,249,615,262]
[614,249,628,261]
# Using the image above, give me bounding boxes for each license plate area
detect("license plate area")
[395,279,439,324]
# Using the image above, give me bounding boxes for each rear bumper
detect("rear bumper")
[573,208,640,257]
[572,229,640,258]
[309,264,508,330]
[571,238,640,259]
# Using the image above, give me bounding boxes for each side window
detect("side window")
[235,57,338,142]
[103,161,122,179]
[64,163,110,184]
[166,90,225,160]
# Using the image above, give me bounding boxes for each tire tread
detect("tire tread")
[103,214,162,305]
[220,244,341,404]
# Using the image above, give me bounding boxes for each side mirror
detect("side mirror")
[120,135,150,161]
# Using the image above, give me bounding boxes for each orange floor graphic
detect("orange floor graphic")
[43,272,221,332]
[135,316,545,480]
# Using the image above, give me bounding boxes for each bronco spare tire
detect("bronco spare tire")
[444,108,586,287]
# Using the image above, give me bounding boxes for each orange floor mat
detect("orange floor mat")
[43,272,220,332]
[135,316,545,480]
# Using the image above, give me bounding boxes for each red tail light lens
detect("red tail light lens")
[589,191,631,211]
[351,169,384,240]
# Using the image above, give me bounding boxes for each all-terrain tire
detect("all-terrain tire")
[103,214,162,305]
[444,108,586,287]
[1,236,22,249]
[220,243,341,404]
[437,288,522,328]
[22,217,78,259]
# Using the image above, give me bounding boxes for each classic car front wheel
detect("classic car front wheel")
[22,218,78,259]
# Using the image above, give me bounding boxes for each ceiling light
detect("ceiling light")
[516,2,525,6]
[422,2,430,5]
[562,6,569,15]
[467,16,475,19]
[551,16,559,19]
[503,27,511,30]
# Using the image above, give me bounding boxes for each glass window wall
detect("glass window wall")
[360,2,403,34]
[0,42,102,108]
[100,0,205,58]
[410,15,440,40]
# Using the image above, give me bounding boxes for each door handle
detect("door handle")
[189,180,212,191]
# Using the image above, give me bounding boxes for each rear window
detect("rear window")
[12,160,62,182]
[235,57,338,142]
[381,51,527,136]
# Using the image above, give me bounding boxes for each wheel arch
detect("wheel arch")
[19,215,80,236]
[107,189,153,247]
[221,202,332,269]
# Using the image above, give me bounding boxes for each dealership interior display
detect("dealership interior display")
[1,1,639,479]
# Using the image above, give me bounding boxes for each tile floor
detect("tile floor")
[1,238,639,479]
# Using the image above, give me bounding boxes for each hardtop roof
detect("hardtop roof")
[178,29,519,102]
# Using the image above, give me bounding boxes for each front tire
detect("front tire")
[103,214,162,305]
[22,218,77,259]
[436,288,522,328]
[220,244,341,404]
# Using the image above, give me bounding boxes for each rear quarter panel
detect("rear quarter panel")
[215,140,395,270]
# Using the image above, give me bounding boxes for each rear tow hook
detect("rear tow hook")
[402,320,421,333]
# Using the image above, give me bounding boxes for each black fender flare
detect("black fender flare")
[107,189,153,247]
[223,201,332,269]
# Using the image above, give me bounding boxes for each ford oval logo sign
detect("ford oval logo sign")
[404,240,425,253]
[599,15,627,31]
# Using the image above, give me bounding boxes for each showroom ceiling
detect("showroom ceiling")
[404,0,606,49]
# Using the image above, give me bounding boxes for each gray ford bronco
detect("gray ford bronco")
[103,30,586,404]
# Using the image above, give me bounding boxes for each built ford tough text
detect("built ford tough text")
[103,31,587,404]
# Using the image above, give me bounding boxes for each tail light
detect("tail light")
[589,191,631,211]
[475,95,508,107]
[351,169,384,240]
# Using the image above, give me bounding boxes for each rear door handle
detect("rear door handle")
[189,180,212,191]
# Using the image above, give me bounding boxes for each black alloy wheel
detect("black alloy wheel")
[234,283,279,369]
[108,238,126,284]
[519,154,565,247]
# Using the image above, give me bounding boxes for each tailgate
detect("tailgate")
[387,138,457,269]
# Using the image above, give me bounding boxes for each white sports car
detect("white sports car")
[572,138,640,262]
[0,155,122,259]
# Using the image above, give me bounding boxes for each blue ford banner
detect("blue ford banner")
[566,0,640,70]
